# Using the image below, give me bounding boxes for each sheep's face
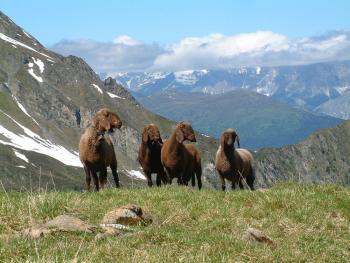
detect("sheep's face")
[92,108,122,133]
[176,121,196,143]
[108,112,122,132]
[221,129,240,149]
[142,124,163,147]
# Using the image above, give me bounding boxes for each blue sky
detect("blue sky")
[2,0,349,45]
[2,0,350,73]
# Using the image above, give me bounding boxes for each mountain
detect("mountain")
[0,11,218,190]
[137,89,343,149]
[315,90,350,119]
[254,120,350,187]
[111,61,350,119]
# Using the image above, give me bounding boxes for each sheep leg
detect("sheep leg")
[99,167,108,190]
[164,168,173,185]
[246,170,255,191]
[231,180,236,190]
[91,170,99,192]
[218,171,226,191]
[196,172,202,190]
[84,165,91,191]
[145,172,153,187]
[238,179,244,189]
[191,174,196,187]
[159,169,168,185]
[156,173,162,187]
[111,165,120,188]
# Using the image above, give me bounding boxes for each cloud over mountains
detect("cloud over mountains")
[51,30,350,74]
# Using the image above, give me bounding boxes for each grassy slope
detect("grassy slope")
[0,184,349,262]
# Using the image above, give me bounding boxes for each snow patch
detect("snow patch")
[92,84,103,94]
[32,57,44,73]
[125,170,146,180]
[0,33,54,60]
[0,110,82,167]
[174,70,198,85]
[28,68,43,82]
[12,95,39,125]
[335,85,350,95]
[16,165,26,169]
[11,44,17,48]
[256,66,261,75]
[107,92,124,99]
[22,30,32,39]
[256,87,272,96]
[13,149,29,163]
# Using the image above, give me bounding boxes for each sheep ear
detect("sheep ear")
[176,128,184,143]
[142,128,149,142]
[98,108,109,117]
[235,134,240,148]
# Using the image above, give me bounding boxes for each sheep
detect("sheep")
[183,144,202,190]
[161,121,201,187]
[138,123,169,187]
[215,128,255,191]
[79,108,122,191]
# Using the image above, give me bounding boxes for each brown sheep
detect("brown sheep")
[161,121,200,187]
[183,144,202,190]
[79,108,122,191]
[138,124,169,187]
[215,128,255,191]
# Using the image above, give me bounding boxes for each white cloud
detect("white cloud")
[113,35,141,46]
[50,31,350,73]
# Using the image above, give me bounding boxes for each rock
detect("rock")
[242,227,274,245]
[44,215,95,233]
[21,215,96,239]
[95,227,122,241]
[21,225,54,239]
[101,204,152,226]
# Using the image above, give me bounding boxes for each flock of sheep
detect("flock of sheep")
[79,108,255,191]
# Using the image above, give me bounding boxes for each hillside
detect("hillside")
[0,184,349,262]
[137,89,342,149]
[255,120,350,187]
[0,11,217,190]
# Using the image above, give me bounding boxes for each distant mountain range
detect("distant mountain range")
[137,89,342,149]
[110,61,350,120]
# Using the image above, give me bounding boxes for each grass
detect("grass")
[0,183,349,262]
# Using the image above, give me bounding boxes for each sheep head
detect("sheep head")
[175,121,196,143]
[92,108,122,133]
[142,124,163,147]
[221,128,240,149]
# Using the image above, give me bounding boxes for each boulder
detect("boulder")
[101,204,152,226]
[21,215,96,239]
[242,227,274,245]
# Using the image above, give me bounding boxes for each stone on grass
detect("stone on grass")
[242,227,274,245]
[95,227,122,241]
[101,204,152,226]
[21,215,96,239]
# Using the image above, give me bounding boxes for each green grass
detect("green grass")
[0,183,349,262]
